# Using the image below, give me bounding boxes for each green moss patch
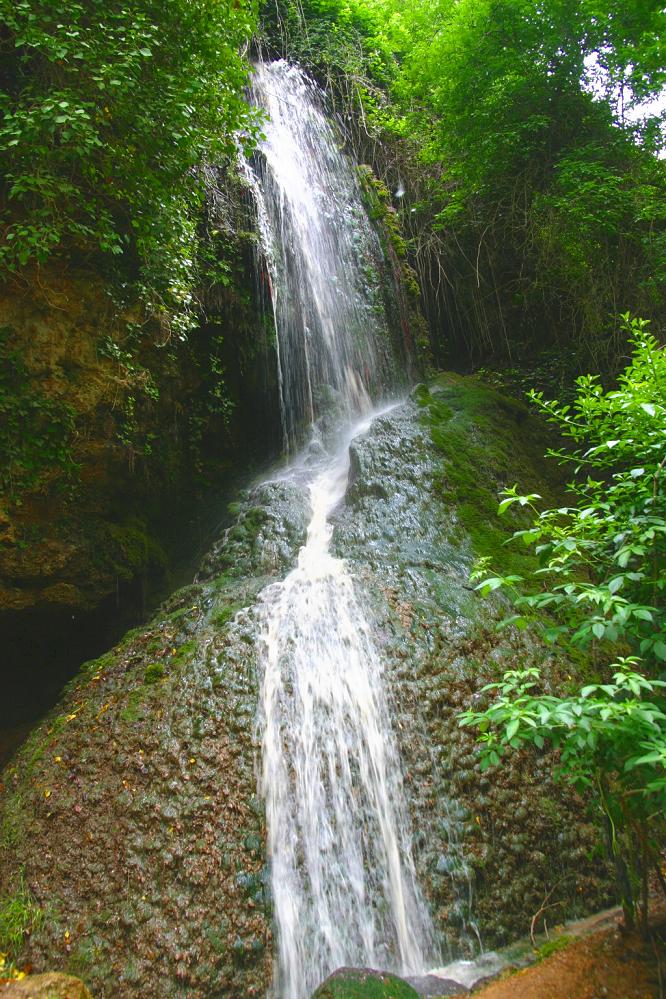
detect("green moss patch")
[311,968,420,999]
[417,372,566,574]
[0,873,44,962]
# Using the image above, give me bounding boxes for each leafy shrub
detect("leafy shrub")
[461,317,666,929]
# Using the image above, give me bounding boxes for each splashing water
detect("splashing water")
[247,60,438,998]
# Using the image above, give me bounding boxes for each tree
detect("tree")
[0,0,257,334]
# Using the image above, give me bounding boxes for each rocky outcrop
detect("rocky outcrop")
[0,378,613,996]
[333,383,613,950]
[0,244,279,733]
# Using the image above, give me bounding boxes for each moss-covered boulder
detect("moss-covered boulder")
[0,470,311,998]
[310,967,420,999]
[333,387,613,950]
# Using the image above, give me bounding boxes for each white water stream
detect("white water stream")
[256,415,436,999]
[246,60,437,997]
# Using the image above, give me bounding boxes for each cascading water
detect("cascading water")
[245,60,400,449]
[246,60,437,998]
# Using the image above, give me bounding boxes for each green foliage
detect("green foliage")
[474,317,666,667]
[536,934,574,960]
[276,0,666,367]
[0,327,79,501]
[0,873,44,962]
[0,0,257,334]
[461,319,666,927]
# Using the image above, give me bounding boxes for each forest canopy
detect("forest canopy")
[263,0,666,371]
[1,0,664,363]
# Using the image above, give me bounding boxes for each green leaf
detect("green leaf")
[506,718,520,740]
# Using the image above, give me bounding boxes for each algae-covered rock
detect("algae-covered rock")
[0,972,92,998]
[0,480,304,997]
[311,967,420,999]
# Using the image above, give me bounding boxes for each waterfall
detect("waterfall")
[246,61,437,998]
[245,60,399,450]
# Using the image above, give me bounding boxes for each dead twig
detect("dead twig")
[530,875,576,946]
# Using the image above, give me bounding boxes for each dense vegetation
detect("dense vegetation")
[0,0,257,335]
[461,316,666,930]
[0,0,664,970]
[262,0,665,373]
[2,0,664,363]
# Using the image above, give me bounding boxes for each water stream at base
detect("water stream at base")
[245,60,438,997]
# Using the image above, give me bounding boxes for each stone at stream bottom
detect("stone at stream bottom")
[0,972,92,998]
[404,975,468,997]
[310,967,421,999]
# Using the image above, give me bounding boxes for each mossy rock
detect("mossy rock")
[310,967,420,999]
[415,372,566,574]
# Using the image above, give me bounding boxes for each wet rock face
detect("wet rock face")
[0,378,613,997]
[198,478,311,581]
[0,476,310,998]
[0,247,280,734]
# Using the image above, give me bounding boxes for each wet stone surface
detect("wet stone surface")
[0,474,311,998]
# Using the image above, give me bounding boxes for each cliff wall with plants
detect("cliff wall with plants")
[0,0,287,727]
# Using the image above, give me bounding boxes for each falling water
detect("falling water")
[245,60,399,449]
[246,61,437,998]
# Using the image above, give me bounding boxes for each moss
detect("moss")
[171,639,197,665]
[67,937,109,981]
[357,166,408,259]
[211,603,243,629]
[94,516,168,582]
[143,663,165,684]
[119,688,146,723]
[0,794,27,852]
[82,651,117,675]
[536,934,574,960]
[311,968,420,999]
[418,372,566,574]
